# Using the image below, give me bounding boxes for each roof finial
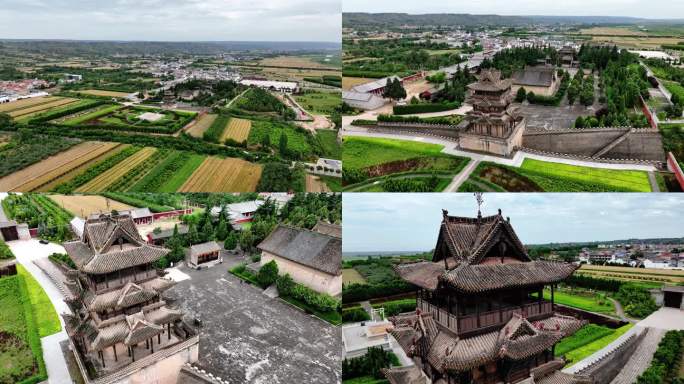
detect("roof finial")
[498,208,502,216]
[474,192,483,220]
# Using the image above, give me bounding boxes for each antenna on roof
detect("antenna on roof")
[474,192,483,220]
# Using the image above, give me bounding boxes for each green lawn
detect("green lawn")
[316,129,341,160]
[343,136,445,170]
[293,91,341,115]
[62,104,122,125]
[17,264,61,337]
[564,324,634,367]
[320,176,343,192]
[543,289,615,314]
[555,324,615,356]
[156,154,205,192]
[664,80,684,103]
[353,175,453,192]
[247,120,314,159]
[519,159,652,192]
[475,159,652,192]
[0,273,47,383]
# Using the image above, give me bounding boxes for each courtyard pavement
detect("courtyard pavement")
[637,307,684,330]
[7,239,72,384]
[164,260,342,384]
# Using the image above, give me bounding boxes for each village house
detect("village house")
[342,90,386,110]
[383,208,584,384]
[257,224,342,296]
[350,76,402,95]
[146,225,189,246]
[186,241,223,269]
[511,65,559,97]
[211,200,264,226]
[239,79,298,93]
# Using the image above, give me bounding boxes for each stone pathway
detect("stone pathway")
[607,298,638,323]
[609,328,665,384]
[444,159,479,192]
[647,172,660,192]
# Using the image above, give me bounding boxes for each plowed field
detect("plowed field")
[220,118,251,142]
[0,142,122,191]
[186,113,217,137]
[75,147,157,192]
[178,156,262,192]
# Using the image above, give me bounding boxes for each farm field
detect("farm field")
[7,97,79,120]
[76,89,132,98]
[293,91,341,115]
[471,159,652,192]
[74,147,157,192]
[258,55,337,69]
[74,105,195,134]
[317,129,342,160]
[588,35,682,49]
[186,113,217,138]
[306,174,332,192]
[59,103,122,125]
[247,120,315,159]
[178,156,262,192]
[154,154,206,192]
[49,194,134,217]
[220,117,251,143]
[0,96,61,113]
[0,141,121,192]
[17,264,61,338]
[0,136,81,179]
[577,264,684,284]
[543,289,615,315]
[555,324,615,357]
[342,268,367,285]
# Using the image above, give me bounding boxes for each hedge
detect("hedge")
[393,102,460,115]
[26,99,106,124]
[276,274,340,313]
[636,330,684,384]
[342,307,371,323]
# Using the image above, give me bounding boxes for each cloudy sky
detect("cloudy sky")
[343,0,684,20]
[343,193,684,253]
[0,0,340,42]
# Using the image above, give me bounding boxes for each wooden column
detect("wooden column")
[551,284,555,309]
[538,287,543,313]
[476,298,481,328]
[150,337,154,353]
[158,333,161,344]
[127,346,131,357]
[146,339,149,349]
[113,344,118,362]
[99,350,104,367]
[168,323,171,340]
[131,346,135,362]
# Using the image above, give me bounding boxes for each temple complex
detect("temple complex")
[60,214,198,383]
[459,69,526,157]
[384,204,584,384]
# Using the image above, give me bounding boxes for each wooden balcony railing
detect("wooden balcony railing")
[418,297,553,336]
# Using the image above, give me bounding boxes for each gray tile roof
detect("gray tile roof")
[187,241,221,257]
[257,225,341,275]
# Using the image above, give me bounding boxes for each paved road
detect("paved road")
[8,239,73,384]
[342,129,658,173]
[444,159,479,192]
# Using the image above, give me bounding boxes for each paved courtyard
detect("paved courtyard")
[637,307,684,330]
[164,261,342,384]
[516,102,598,129]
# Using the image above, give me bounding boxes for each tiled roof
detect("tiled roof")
[467,69,512,92]
[442,261,579,293]
[390,312,584,374]
[187,241,222,257]
[312,221,341,239]
[64,215,169,274]
[512,66,556,87]
[382,366,429,384]
[257,224,341,275]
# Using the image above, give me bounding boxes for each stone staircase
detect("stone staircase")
[592,129,633,158]
[609,328,666,384]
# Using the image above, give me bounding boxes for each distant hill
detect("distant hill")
[343,12,684,29]
[0,40,341,56]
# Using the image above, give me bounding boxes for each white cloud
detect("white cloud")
[0,0,340,41]
[343,193,684,252]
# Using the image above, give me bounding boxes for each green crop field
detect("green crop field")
[564,324,634,367]
[293,91,341,115]
[316,129,341,160]
[342,137,445,169]
[474,159,652,192]
[555,324,615,357]
[664,80,684,103]
[62,104,122,125]
[543,289,615,314]
[248,120,314,158]
[343,268,367,285]
[17,264,61,337]
[155,154,206,192]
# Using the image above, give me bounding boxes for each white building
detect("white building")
[239,79,298,93]
[342,90,386,110]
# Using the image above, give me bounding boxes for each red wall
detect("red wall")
[667,152,684,190]
[152,209,193,221]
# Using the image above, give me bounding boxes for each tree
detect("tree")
[261,133,271,149]
[187,222,200,245]
[276,273,295,296]
[215,218,228,241]
[224,231,238,250]
[257,260,279,287]
[515,87,527,102]
[383,78,406,101]
[239,230,254,253]
[575,116,585,128]
[0,113,13,130]
[279,132,288,157]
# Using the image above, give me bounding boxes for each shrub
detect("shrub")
[615,285,658,318]
[342,347,394,380]
[342,307,371,323]
[393,102,459,115]
[257,260,278,287]
[277,274,340,313]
